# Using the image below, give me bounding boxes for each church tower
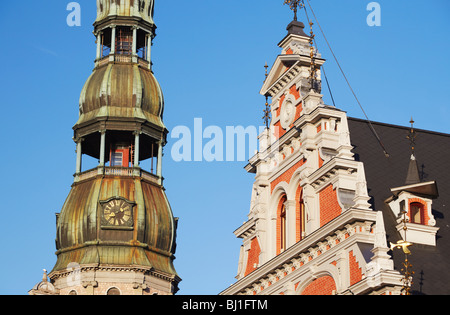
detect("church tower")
[221,2,403,295]
[29,0,181,295]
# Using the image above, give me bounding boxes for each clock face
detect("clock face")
[102,199,133,227]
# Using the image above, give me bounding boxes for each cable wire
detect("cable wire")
[305,0,390,157]
[300,1,336,107]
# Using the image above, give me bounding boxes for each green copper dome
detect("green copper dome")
[76,63,165,130]
[51,176,178,278]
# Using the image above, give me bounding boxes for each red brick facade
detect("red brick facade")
[245,237,261,276]
[301,276,336,295]
[270,158,307,193]
[319,184,342,227]
[349,250,363,286]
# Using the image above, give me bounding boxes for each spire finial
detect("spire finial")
[284,0,303,21]
[405,117,421,185]
[407,117,417,155]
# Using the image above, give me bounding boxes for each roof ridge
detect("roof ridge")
[348,116,450,137]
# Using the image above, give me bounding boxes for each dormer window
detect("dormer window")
[386,181,439,246]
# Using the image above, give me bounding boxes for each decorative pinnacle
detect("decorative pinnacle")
[284,0,304,21]
[263,95,271,129]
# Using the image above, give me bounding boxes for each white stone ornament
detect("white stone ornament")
[280,98,295,130]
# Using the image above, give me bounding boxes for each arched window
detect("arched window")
[295,185,306,242]
[107,287,121,295]
[280,202,287,252]
[278,195,287,254]
[410,202,425,224]
[299,189,305,241]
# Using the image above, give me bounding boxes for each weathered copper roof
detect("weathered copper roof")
[76,63,165,129]
[95,0,155,26]
[51,176,178,277]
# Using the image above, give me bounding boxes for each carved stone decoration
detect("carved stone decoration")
[280,98,296,130]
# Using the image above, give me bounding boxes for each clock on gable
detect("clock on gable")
[100,197,135,230]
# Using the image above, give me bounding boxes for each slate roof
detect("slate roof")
[348,117,450,295]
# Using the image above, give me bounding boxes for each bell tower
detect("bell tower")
[29,0,181,295]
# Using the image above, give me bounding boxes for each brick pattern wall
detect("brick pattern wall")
[349,250,363,286]
[319,184,342,227]
[270,159,307,193]
[244,237,261,276]
[301,276,336,295]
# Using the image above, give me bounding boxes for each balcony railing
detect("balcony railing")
[96,55,150,68]
[75,166,160,185]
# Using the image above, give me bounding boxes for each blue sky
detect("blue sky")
[0,1,449,295]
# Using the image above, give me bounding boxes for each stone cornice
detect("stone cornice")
[220,208,377,295]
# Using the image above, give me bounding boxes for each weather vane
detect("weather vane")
[284,0,304,21]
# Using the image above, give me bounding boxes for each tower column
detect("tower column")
[95,32,102,60]
[157,141,163,180]
[286,200,297,249]
[147,35,152,69]
[75,138,83,175]
[99,130,106,166]
[132,26,138,56]
[134,131,140,168]
[131,26,138,63]
[98,130,106,174]
[110,25,116,56]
